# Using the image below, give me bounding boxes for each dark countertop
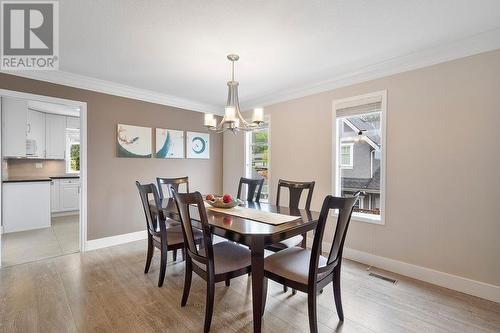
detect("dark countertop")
[2,175,80,183]
[49,175,80,179]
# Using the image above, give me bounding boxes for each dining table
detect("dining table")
[155,198,320,333]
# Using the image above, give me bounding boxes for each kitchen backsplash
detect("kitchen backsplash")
[3,159,67,178]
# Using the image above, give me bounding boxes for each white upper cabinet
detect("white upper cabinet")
[26,109,46,158]
[46,114,66,159]
[66,116,80,129]
[1,97,28,158]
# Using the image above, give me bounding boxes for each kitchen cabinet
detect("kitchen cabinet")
[26,109,46,158]
[60,179,79,211]
[3,181,51,233]
[46,114,66,159]
[2,98,80,159]
[66,116,80,129]
[51,178,80,213]
[1,97,27,157]
[50,179,60,211]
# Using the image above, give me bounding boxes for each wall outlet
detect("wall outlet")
[35,162,43,169]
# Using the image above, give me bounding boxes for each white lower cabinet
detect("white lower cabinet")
[50,180,60,211]
[3,181,51,233]
[51,178,80,213]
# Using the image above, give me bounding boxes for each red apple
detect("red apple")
[206,194,215,201]
[222,194,233,204]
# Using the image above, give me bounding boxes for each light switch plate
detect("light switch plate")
[35,162,43,169]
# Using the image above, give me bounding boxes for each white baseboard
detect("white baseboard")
[85,230,147,251]
[307,238,500,303]
[52,211,79,218]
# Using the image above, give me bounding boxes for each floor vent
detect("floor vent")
[368,272,398,284]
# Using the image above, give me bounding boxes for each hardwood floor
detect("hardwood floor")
[0,239,499,333]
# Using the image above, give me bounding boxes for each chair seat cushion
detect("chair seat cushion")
[264,247,328,284]
[153,225,202,246]
[269,235,303,250]
[193,241,251,275]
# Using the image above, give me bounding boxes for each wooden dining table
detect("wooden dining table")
[155,198,320,333]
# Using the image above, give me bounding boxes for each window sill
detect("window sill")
[332,212,384,225]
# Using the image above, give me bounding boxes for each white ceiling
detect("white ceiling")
[12,1,500,112]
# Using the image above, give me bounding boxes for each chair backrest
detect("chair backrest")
[237,177,264,202]
[309,194,358,283]
[135,181,166,236]
[172,189,214,271]
[276,179,315,210]
[157,177,189,199]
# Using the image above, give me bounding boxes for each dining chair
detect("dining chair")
[237,177,264,202]
[173,190,252,333]
[156,177,190,261]
[135,181,202,287]
[157,176,189,199]
[262,194,358,333]
[267,179,315,293]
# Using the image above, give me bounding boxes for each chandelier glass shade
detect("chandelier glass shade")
[204,54,266,133]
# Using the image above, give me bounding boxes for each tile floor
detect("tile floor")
[1,214,79,267]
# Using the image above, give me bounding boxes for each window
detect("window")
[340,143,353,168]
[245,125,270,202]
[66,129,80,174]
[333,91,386,224]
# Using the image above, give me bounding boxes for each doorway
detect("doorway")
[0,90,87,267]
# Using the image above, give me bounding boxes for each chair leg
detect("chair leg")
[333,266,344,321]
[181,258,192,307]
[292,289,297,295]
[182,248,186,261]
[301,232,307,248]
[308,289,318,333]
[262,277,268,316]
[173,249,178,262]
[283,285,288,293]
[204,279,215,333]
[144,235,154,274]
[158,246,168,287]
[225,278,230,287]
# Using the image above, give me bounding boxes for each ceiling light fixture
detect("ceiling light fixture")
[204,54,266,133]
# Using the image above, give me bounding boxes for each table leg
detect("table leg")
[251,236,265,333]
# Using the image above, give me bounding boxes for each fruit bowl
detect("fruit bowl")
[205,194,242,209]
[205,198,239,209]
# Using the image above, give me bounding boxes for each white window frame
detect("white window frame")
[65,129,80,174]
[332,90,387,225]
[245,116,271,202]
[339,142,354,169]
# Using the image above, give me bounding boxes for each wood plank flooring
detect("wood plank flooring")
[1,239,499,333]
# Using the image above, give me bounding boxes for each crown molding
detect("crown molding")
[241,28,500,110]
[0,70,223,115]
[3,27,499,114]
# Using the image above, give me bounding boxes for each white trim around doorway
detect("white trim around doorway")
[0,89,88,267]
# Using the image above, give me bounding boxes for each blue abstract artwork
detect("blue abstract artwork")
[156,128,184,159]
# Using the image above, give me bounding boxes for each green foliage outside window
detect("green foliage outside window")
[70,144,80,172]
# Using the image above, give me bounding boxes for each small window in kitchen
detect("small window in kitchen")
[66,129,80,174]
[245,123,270,202]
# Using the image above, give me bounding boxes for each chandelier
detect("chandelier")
[204,54,266,133]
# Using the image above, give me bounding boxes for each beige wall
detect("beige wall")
[223,49,500,286]
[0,74,223,240]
